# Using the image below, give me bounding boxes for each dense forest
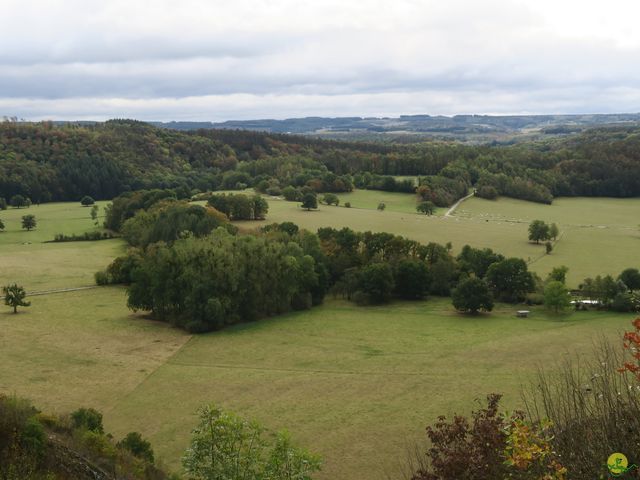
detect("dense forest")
[2,119,640,205]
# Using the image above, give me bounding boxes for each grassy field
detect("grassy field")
[0,288,633,479]
[0,202,124,290]
[0,197,639,479]
[236,195,640,286]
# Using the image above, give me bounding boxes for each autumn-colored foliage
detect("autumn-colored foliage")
[503,418,567,480]
[619,317,640,379]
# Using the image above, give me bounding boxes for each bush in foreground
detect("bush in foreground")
[183,404,321,480]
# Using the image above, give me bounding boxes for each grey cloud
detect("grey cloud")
[2,0,640,120]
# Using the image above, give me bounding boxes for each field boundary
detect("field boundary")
[29,286,98,296]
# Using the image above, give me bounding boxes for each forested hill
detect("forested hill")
[1,119,640,204]
[152,113,640,139]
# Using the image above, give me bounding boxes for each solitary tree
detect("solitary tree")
[549,223,559,241]
[417,201,436,215]
[90,205,99,225]
[548,266,569,284]
[301,193,318,211]
[0,197,6,210]
[0,219,4,231]
[544,281,570,313]
[182,404,320,480]
[545,241,553,254]
[377,202,386,211]
[21,214,36,231]
[452,277,494,314]
[528,220,550,244]
[321,193,339,206]
[80,195,95,206]
[3,284,31,313]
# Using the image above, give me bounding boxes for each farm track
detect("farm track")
[444,192,475,217]
[28,286,98,296]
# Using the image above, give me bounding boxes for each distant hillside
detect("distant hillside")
[151,113,640,143]
[2,119,640,204]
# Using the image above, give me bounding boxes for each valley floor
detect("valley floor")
[0,197,638,479]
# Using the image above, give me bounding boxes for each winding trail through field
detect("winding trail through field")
[444,191,475,217]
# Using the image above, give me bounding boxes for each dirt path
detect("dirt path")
[444,191,475,217]
[28,285,98,296]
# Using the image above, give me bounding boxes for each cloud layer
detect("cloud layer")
[2,0,640,120]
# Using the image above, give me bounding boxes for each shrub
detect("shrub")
[282,186,301,201]
[117,432,155,464]
[266,186,282,196]
[525,336,640,479]
[80,195,95,206]
[344,202,351,208]
[95,271,110,286]
[71,407,104,433]
[0,197,6,210]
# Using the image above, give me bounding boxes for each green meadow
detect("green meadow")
[237,194,640,287]
[0,196,639,479]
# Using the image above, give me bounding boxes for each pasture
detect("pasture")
[237,194,640,286]
[0,201,124,290]
[0,287,632,479]
[0,196,638,479]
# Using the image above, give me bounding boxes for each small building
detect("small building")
[516,310,530,318]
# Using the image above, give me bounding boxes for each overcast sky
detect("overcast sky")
[2,0,640,121]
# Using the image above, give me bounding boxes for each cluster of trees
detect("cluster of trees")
[416,176,468,207]
[5,121,640,207]
[0,394,321,479]
[101,194,543,329]
[352,172,416,192]
[206,193,269,220]
[0,395,168,480]
[121,201,232,248]
[579,267,640,312]
[110,228,327,332]
[104,189,182,231]
[1,194,33,208]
